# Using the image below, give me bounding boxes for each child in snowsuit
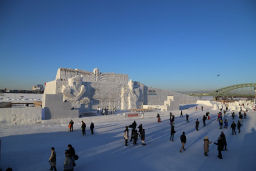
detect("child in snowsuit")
[203,136,212,156]
[124,127,129,146]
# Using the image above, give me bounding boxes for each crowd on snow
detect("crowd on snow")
[3,105,249,171]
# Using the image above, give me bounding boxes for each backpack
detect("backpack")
[74,154,79,160]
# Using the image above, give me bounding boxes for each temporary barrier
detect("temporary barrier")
[125,112,144,118]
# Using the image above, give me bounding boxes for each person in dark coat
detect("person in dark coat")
[231,121,236,135]
[131,128,138,145]
[195,119,199,131]
[170,124,176,141]
[202,115,207,127]
[69,120,74,132]
[140,129,146,145]
[138,124,143,136]
[214,136,224,159]
[186,114,189,122]
[129,121,137,129]
[232,112,235,119]
[180,132,186,152]
[64,150,74,171]
[201,106,204,111]
[90,122,94,135]
[49,147,57,171]
[67,144,76,165]
[237,120,242,133]
[81,121,86,136]
[171,115,175,125]
[220,131,227,151]
[180,110,183,117]
[157,113,161,122]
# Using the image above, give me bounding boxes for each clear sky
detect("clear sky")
[0,0,255,91]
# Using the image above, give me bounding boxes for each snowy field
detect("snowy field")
[1,106,256,171]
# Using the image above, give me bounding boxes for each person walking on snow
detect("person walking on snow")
[141,129,146,145]
[90,122,94,135]
[232,112,235,119]
[180,132,187,152]
[170,124,176,141]
[138,124,143,136]
[81,121,86,136]
[220,131,227,151]
[69,120,74,132]
[186,114,189,122]
[214,136,224,159]
[237,120,242,133]
[201,106,204,111]
[203,115,207,127]
[157,113,161,122]
[231,121,236,135]
[49,147,57,171]
[195,119,199,131]
[124,127,129,146]
[131,128,138,145]
[180,110,183,117]
[219,119,223,129]
[64,150,74,171]
[224,119,228,129]
[203,136,212,156]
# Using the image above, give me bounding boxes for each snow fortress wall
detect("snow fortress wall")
[43,68,198,119]
[0,107,41,125]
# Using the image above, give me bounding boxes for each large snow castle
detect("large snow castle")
[42,68,197,119]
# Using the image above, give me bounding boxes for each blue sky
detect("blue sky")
[0,0,255,91]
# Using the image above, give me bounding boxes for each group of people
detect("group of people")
[68,120,95,136]
[49,144,78,171]
[123,121,146,146]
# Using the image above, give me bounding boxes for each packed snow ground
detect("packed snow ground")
[1,107,256,171]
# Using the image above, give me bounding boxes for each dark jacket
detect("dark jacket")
[90,122,94,129]
[231,122,236,129]
[180,134,186,143]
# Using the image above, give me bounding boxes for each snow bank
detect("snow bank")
[0,93,42,103]
[196,100,213,107]
[0,107,41,125]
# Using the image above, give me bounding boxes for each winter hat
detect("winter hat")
[204,136,208,139]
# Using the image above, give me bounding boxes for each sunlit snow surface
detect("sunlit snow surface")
[1,106,256,171]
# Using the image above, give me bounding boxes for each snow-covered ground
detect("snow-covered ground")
[1,106,256,171]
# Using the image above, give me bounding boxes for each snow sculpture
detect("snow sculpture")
[121,80,143,109]
[62,75,90,107]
